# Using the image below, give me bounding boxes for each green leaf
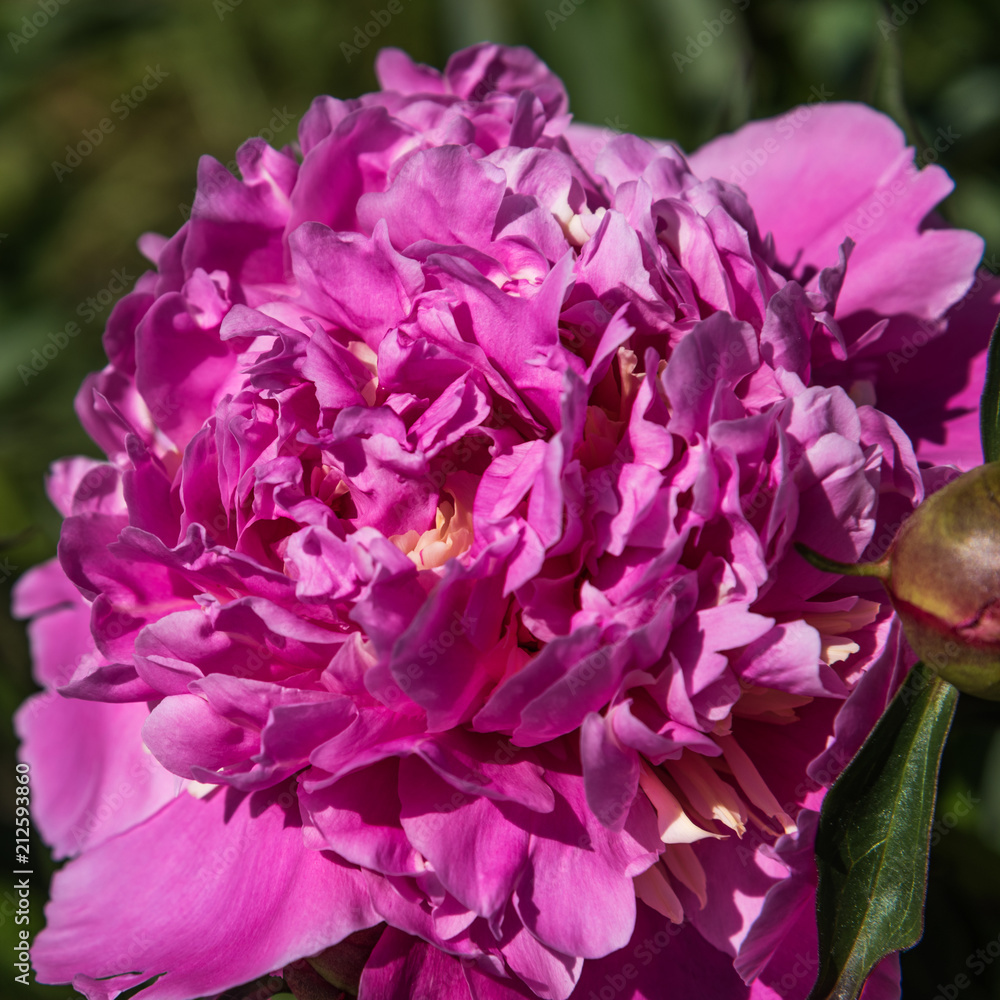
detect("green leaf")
[980,313,1000,463]
[807,662,958,1000]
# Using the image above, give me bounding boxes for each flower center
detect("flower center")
[389,493,474,569]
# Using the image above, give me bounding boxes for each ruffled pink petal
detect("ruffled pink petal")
[512,768,658,959]
[398,756,531,925]
[301,757,424,876]
[689,103,983,323]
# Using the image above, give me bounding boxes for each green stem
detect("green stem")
[794,542,891,580]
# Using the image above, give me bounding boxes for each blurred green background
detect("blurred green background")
[1,0,998,996]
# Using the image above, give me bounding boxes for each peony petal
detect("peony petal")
[16,693,179,859]
[690,103,983,323]
[34,783,378,1000]
[398,756,532,924]
[301,757,424,876]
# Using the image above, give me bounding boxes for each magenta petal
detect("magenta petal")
[410,370,492,457]
[690,103,983,322]
[734,621,847,698]
[122,435,181,544]
[664,312,759,441]
[809,617,907,789]
[358,927,473,1000]
[500,923,582,1000]
[46,456,124,518]
[399,755,531,923]
[14,559,93,688]
[358,146,507,252]
[735,812,818,983]
[290,218,424,348]
[359,925,538,1000]
[33,783,378,1000]
[12,557,80,621]
[141,693,260,778]
[248,698,359,788]
[475,626,619,743]
[307,705,425,784]
[865,269,1000,470]
[285,105,415,236]
[444,43,569,117]
[415,729,555,813]
[375,47,448,95]
[134,272,242,449]
[16,693,178,859]
[581,711,640,830]
[678,832,785,962]
[386,557,528,730]
[512,769,655,959]
[301,758,423,875]
[858,954,902,1000]
[184,140,296,288]
[363,867,479,948]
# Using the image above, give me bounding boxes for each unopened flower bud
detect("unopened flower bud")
[885,462,1000,698]
[799,462,1000,698]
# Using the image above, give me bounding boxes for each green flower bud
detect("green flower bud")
[797,462,1000,699]
[885,462,1000,698]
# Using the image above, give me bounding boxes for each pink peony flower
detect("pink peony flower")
[16,43,997,1000]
